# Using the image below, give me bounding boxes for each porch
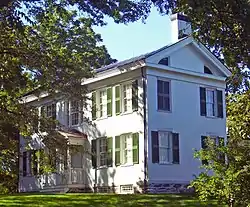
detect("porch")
[40,168,92,192]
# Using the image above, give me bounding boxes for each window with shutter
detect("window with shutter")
[201,136,225,164]
[151,131,180,164]
[200,87,224,118]
[157,80,170,111]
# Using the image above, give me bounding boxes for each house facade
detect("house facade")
[18,14,231,194]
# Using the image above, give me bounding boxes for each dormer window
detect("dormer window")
[204,66,213,74]
[158,57,169,66]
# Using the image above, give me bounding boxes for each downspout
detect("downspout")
[141,67,148,193]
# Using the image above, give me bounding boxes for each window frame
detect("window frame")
[158,131,172,164]
[157,79,171,112]
[98,89,108,118]
[98,137,108,167]
[41,103,56,118]
[158,56,170,66]
[120,133,133,165]
[121,83,133,113]
[205,88,217,118]
[70,100,81,126]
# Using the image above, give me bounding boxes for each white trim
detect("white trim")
[146,62,226,82]
[192,41,231,77]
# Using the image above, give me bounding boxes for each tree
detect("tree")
[190,91,250,207]
[152,0,250,92]
[0,0,150,193]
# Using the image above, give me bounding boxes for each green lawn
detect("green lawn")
[0,193,222,207]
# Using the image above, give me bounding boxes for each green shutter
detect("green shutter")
[91,139,97,168]
[107,137,113,166]
[115,85,121,115]
[92,92,97,120]
[132,80,138,111]
[115,136,121,166]
[107,87,113,117]
[132,133,139,164]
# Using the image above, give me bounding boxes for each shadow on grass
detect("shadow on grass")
[0,193,221,207]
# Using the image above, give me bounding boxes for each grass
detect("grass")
[0,193,222,207]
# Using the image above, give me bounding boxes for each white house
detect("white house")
[18,13,231,194]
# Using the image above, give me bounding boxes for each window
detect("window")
[159,132,172,164]
[115,133,139,166]
[122,84,132,113]
[200,87,223,118]
[71,100,80,126]
[151,131,179,164]
[201,136,225,165]
[41,103,56,119]
[204,66,213,74]
[99,138,108,167]
[158,57,169,66]
[91,137,113,168]
[91,81,138,120]
[206,89,215,117]
[99,90,107,118]
[121,134,133,164]
[157,80,170,111]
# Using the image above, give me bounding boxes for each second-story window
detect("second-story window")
[200,87,223,118]
[71,101,79,126]
[122,84,132,113]
[157,80,170,111]
[41,103,56,119]
[206,89,215,117]
[99,90,107,118]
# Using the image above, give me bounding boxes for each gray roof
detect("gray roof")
[96,36,189,73]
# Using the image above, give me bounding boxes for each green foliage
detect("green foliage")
[0,0,150,193]
[190,91,250,207]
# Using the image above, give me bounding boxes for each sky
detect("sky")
[93,8,172,61]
